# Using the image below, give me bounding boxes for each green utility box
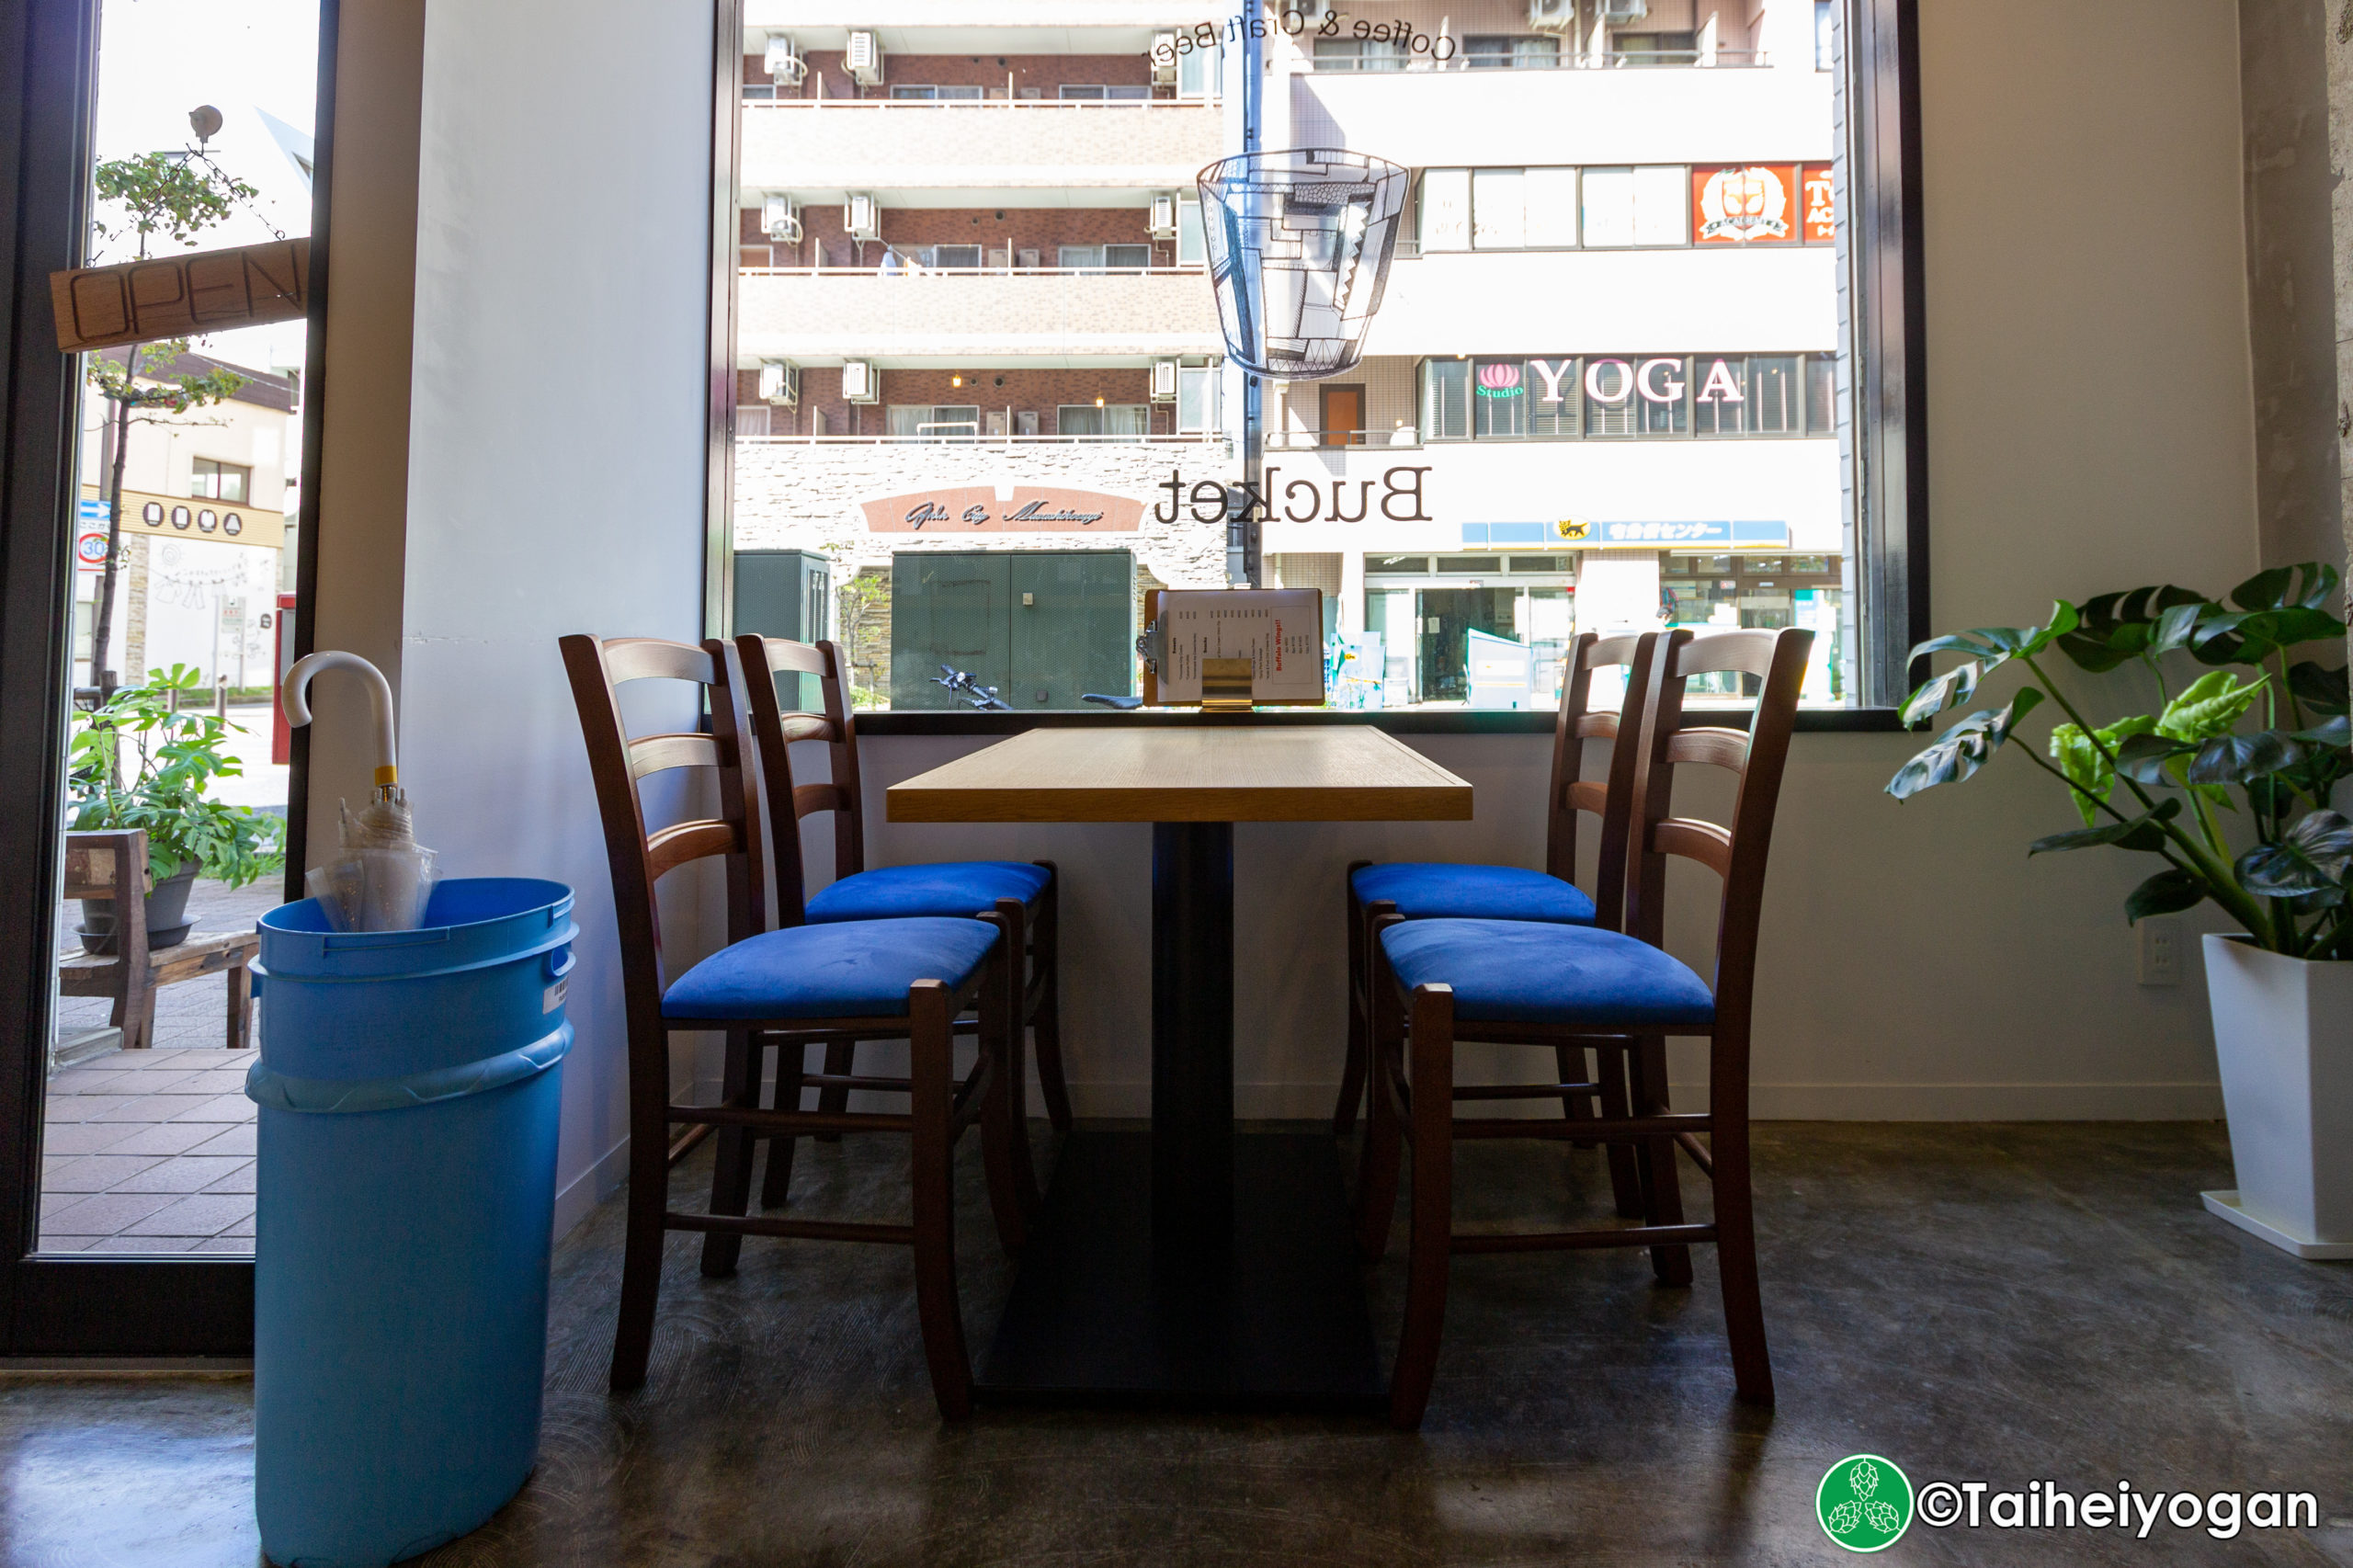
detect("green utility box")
[733,549,832,708]
[891,550,1134,710]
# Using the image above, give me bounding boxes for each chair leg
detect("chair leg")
[1711,1029,1774,1404]
[1389,983,1456,1431]
[1597,1044,1645,1219]
[700,1028,760,1278]
[1028,863,1074,1132]
[814,1039,856,1142]
[1354,949,1405,1265]
[610,1027,674,1392]
[226,962,253,1050]
[759,1036,806,1210]
[1553,1041,1595,1147]
[976,905,1030,1253]
[908,982,974,1420]
[1334,886,1369,1135]
[1632,1034,1691,1287]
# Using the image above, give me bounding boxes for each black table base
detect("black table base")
[972,1130,1381,1410]
[972,821,1382,1412]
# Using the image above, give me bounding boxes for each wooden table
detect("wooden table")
[891,725,1472,1408]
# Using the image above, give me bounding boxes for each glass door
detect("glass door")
[0,0,324,1354]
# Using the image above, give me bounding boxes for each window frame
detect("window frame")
[704,0,1928,730]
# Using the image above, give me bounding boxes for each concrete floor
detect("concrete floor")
[4,1122,2352,1566]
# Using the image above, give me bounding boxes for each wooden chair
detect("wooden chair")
[561,633,1029,1415]
[1357,626,1813,1427]
[59,829,256,1051]
[734,633,1072,1149]
[1336,631,1657,1220]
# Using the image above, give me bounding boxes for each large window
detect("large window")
[189,457,251,503]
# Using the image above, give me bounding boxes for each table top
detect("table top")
[886,725,1475,824]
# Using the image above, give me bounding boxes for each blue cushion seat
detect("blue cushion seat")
[665,917,999,1020]
[804,861,1051,925]
[1380,918,1714,1028]
[1351,862,1597,926]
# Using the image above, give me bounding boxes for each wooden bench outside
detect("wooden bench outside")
[59,829,256,1051]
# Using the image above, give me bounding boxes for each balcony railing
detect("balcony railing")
[1304,50,1768,72]
[743,95,1215,108]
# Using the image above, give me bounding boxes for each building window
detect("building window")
[1056,403,1148,437]
[1581,166,1689,247]
[1313,38,1406,72]
[1815,0,1836,69]
[890,85,983,100]
[1058,244,1154,270]
[1464,36,1559,69]
[885,404,982,441]
[1058,84,1150,101]
[189,458,249,503]
[1609,32,1699,65]
[1176,365,1220,432]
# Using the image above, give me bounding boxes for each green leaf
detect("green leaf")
[2057,585,2210,672]
[2114,731,2196,787]
[2029,799,2181,856]
[2048,714,2155,826]
[2186,730,2302,787]
[2229,562,2341,614]
[2125,869,2208,923]
[1899,604,2078,725]
[2288,662,2350,717]
[2236,811,2353,898]
[2157,670,2268,743]
[1886,688,2046,800]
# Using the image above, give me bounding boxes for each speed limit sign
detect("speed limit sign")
[74,531,109,571]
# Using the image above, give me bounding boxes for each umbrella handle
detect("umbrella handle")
[282,651,400,790]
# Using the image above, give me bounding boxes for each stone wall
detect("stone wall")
[735,439,1233,703]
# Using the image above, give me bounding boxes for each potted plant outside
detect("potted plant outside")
[1888,563,2353,1259]
[70,665,285,953]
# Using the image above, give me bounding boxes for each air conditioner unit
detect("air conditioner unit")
[1151,33,1178,85]
[1598,0,1648,23]
[761,193,801,243]
[757,360,800,406]
[1528,0,1579,31]
[843,193,880,240]
[1148,194,1178,238]
[840,359,879,403]
[763,33,807,85]
[846,30,884,86]
[1151,359,1179,402]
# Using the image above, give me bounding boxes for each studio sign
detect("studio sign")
[860,485,1143,534]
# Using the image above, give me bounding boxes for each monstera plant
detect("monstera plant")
[1887,563,2352,957]
[1887,562,2353,1259]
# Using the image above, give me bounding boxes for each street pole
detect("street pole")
[1229,17,1267,587]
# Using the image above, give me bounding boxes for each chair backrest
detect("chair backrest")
[1545,631,1657,932]
[561,635,763,1014]
[63,828,149,972]
[733,633,865,926]
[1623,627,1813,1025]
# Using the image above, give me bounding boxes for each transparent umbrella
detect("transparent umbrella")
[1196,147,1410,381]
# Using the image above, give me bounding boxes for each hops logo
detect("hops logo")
[1695,165,1793,243]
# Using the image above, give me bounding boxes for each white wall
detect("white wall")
[395,0,716,1233]
[831,0,2263,1123]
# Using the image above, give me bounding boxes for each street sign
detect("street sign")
[75,532,109,571]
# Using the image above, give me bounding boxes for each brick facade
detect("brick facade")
[739,366,1171,439]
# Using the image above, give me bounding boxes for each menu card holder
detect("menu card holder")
[1137,588,1326,709]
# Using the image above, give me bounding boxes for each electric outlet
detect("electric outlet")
[2138,916,2182,985]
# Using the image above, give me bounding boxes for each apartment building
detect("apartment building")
[73,351,297,691]
[731,1,1240,691]
[731,0,1846,707]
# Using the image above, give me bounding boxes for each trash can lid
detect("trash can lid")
[258,878,574,982]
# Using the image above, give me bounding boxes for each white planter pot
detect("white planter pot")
[2200,935,2353,1259]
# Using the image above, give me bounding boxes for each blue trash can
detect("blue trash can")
[247,878,577,1568]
